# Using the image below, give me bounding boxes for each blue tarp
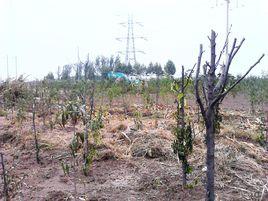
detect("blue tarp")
[107,71,141,85]
[107,72,128,80]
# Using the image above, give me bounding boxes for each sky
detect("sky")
[0,0,267,80]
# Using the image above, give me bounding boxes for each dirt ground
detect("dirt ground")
[0,94,268,201]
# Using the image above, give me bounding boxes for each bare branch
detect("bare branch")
[214,38,244,94]
[203,64,208,76]
[209,30,217,75]
[229,39,244,64]
[205,61,211,69]
[212,54,265,106]
[202,79,208,105]
[194,44,206,120]
[202,64,208,104]
[183,63,196,90]
[215,30,231,68]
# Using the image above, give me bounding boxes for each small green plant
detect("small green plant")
[141,81,152,109]
[69,133,83,159]
[83,109,103,175]
[0,108,7,117]
[107,83,121,107]
[133,108,143,130]
[172,125,193,172]
[255,117,266,147]
[61,160,70,176]
[83,146,97,175]
[171,65,195,187]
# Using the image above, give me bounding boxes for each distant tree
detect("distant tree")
[61,65,72,80]
[97,56,113,79]
[114,62,133,75]
[133,63,146,75]
[146,62,154,75]
[109,56,115,69]
[75,62,83,81]
[95,56,101,68]
[164,60,176,76]
[44,72,55,80]
[114,55,121,69]
[146,62,164,76]
[57,66,61,80]
[146,62,164,106]
[154,63,164,76]
[84,60,95,80]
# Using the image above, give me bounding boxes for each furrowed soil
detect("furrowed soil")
[0,94,267,201]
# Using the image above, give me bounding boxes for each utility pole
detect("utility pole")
[212,0,245,66]
[6,55,9,79]
[116,15,146,66]
[76,46,81,80]
[225,0,230,65]
[15,56,18,79]
[77,46,80,63]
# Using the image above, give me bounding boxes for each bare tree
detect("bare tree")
[194,30,264,201]
[32,85,41,164]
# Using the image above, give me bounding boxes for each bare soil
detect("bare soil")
[0,94,268,201]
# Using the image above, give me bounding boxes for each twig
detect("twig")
[194,44,206,122]
[260,178,268,201]
[211,54,265,107]
[228,186,252,193]
[121,132,131,143]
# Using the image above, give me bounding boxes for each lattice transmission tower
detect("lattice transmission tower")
[116,15,146,65]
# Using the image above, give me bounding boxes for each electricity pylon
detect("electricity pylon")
[116,15,147,65]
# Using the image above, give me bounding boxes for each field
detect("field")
[1,88,267,201]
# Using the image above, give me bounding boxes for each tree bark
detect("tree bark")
[182,162,187,186]
[205,110,215,201]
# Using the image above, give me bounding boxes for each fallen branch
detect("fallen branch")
[121,132,131,143]
[260,178,268,201]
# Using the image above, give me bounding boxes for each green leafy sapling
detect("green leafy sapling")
[171,65,195,187]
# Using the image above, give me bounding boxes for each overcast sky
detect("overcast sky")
[0,0,267,80]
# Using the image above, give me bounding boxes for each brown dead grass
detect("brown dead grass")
[0,96,268,200]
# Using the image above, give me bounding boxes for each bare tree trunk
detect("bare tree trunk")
[1,153,9,201]
[32,98,40,164]
[182,163,187,186]
[205,110,215,201]
[180,66,187,186]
